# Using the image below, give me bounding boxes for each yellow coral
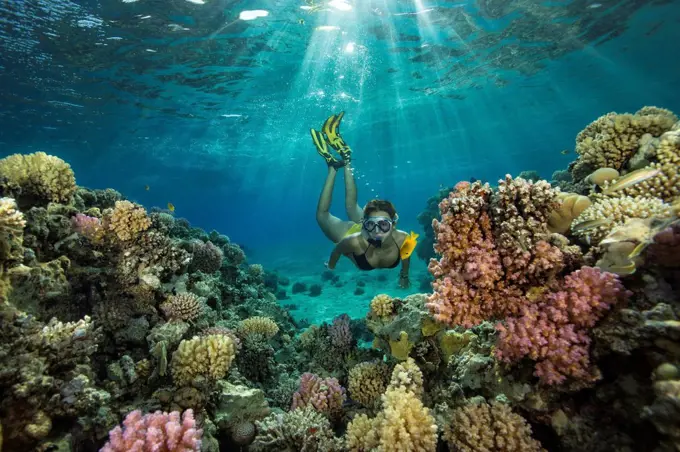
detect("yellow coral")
[444,401,544,452]
[348,361,389,408]
[439,330,475,363]
[547,192,592,234]
[571,107,677,180]
[370,294,394,318]
[572,195,673,244]
[621,129,680,203]
[171,334,236,386]
[388,357,423,398]
[421,317,444,337]
[377,387,438,451]
[0,152,76,204]
[237,316,279,339]
[346,414,380,451]
[389,331,414,361]
[103,200,151,242]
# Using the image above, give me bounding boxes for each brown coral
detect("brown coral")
[348,361,389,408]
[443,401,544,452]
[161,293,202,322]
[171,334,236,386]
[570,107,677,180]
[103,201,151,242]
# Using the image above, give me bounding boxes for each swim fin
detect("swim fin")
[322,112,352,162]
[311,128,344,168]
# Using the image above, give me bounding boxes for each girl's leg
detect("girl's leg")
[343,164,364,223]
[316,167,353,243]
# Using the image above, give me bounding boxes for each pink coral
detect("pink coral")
[496,267,631,385]
[328,314,353,349]
[72,213,104,242]
[101,409,202,452]
[291,372,346,418]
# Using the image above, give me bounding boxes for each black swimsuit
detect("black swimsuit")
[353,236,401,271]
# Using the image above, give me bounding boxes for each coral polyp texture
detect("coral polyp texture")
[0,105,679,452]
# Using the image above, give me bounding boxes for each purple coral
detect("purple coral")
[328,314,353,349]
[100,409,202,452]
[72,213,103,241]
[496,266,631,385]
[291,373,346,418]
[189,240,223,274]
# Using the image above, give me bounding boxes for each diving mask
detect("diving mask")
[362,216,394,233]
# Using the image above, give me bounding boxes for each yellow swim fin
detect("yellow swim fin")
[311,128,343,168]
[322,111,351,161]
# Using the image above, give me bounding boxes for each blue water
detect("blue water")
[1,0,679,284]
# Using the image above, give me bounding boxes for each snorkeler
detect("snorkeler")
[311,112,414,289]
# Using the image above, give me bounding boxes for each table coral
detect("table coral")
[496,266,630,385]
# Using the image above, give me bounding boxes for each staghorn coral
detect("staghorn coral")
[103,200,151,242]
[291,373,346,419]
[171,334,236,386]
[0,152,76,205]
[237,316,279,340]
[348,361,390,408]
[101,409,202,452]
[160,292,203,322]
[570,107,677,180]
[571,195,673,245]
[251,406,341,452]
[496,266,630,385]
[443,401,544,452]
[370,293,394,318]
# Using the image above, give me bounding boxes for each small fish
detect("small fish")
[587,3,602,9]
[399,231,419,259]
[145,185,150,191]
[167,202,175,212]
[572,218,612,232]
[602,167,661,195]
[560,149,571,155]
[627,242,647,259]
[607,262,637,276]
[307,427,318,435]
[298,18,305,24]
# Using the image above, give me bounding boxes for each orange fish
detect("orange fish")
[399,231,419,259]
[167,202,175,212]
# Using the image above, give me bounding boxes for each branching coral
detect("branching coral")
[252,406,341,452]
[101,409,202,451]
[571,195,673,245]
[291,373,346,419]
[570,107,677,180]
[0,197,25,262]
[171,334,236,386]
[388,357,423,398]
[348,361,390,408]
[496,266,631,385]
[104,200,151,242]
[237,316,279,340]
[443,401,544,452]
[370,294,394,318]
[116,231,191,285]
[0,152,77,205]
[161,292,203,322]
[188,240,223,273]
[346,386,437,452]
